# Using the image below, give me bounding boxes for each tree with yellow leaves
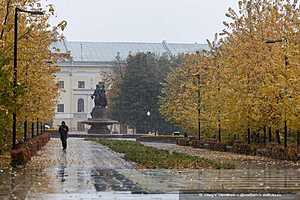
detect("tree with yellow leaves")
[160,0,300,147]
[160,53,209,135]
[0,0,62,149]
[220,0,300,145]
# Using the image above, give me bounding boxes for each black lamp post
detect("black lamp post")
[265,37,288,148]
[193,73,201,140]
[147,111,151,134]
[12,7,44,149]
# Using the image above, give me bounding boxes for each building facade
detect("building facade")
[51,40,207,131]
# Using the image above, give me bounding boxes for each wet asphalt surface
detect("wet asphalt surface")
[0,138,299,200]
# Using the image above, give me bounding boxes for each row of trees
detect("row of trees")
[0,0,61,150]
[160,0,300,145]
[109,53,182,134]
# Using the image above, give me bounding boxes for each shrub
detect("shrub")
[253,144,298,161]
[211,142,227,152]
[269,145,286,160]
[286,146,298,161]
[199,139,229,152]
[232,143,252,155]
[179,137,299,161]
[190,139,230,152]
[11,133,50,166]
[191,140,203,148]
[176,138,189,146]
[264,145,298,161]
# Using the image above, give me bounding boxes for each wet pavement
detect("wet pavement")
[0,138,299,199]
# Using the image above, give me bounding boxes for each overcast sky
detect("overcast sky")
[44,0,237,44]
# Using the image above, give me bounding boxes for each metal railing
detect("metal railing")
[13,119,48,148]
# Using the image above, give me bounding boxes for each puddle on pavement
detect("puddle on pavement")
[91,169,145,192]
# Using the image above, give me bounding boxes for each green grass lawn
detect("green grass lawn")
[96,139,235,169]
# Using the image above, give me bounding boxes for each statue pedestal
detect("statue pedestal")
[81,106,118,134]
[91,106,107,119]
[87,121,111,134]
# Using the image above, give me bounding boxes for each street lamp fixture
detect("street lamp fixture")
[265,37,288,148]
[16,7,44,15]
[12,7,44,149]
[146,111,151,134]
[193,73,201,140]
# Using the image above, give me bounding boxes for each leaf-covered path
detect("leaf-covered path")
[142,142,300,169]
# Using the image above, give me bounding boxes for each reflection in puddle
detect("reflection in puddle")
[57,151,67,183]
[91,169,146,193]
[120,169,300,193]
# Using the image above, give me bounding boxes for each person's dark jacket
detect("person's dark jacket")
[59,125,69,140]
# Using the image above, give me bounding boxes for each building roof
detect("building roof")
[51,40,208,63]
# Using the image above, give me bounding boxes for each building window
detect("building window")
[57,104,64,113]
[77,98,84,112]
[58,81,64,89]
[78,81,85,89]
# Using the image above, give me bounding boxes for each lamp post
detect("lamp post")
[265,37,288,148]
[193,73,201,140]
[147,111,151,134]
[12,7,44,149]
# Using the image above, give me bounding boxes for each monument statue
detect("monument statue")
[91,83,107,108]
[81,83,118,134]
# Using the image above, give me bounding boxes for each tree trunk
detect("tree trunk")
[276,129,281,145]
[268,127,272,143]
[297,132,300,147]
[257,132,260,144]
[263,126,266,144]
[218,122,221,142]
[284,121,288,148]
[247,128,251,144]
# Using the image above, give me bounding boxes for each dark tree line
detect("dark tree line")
[110,52,182,134]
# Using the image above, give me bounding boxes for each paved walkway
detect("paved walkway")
[0,138,299,200]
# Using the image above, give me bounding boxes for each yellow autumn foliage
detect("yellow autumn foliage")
[0,0,60,145]
[160,0,300,140]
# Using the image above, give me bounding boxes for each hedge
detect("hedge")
[11,133,50,166]
[176,138,299,161]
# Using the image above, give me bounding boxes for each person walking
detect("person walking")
[59,121,69,151]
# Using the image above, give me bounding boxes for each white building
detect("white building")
[51,40,207,131]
